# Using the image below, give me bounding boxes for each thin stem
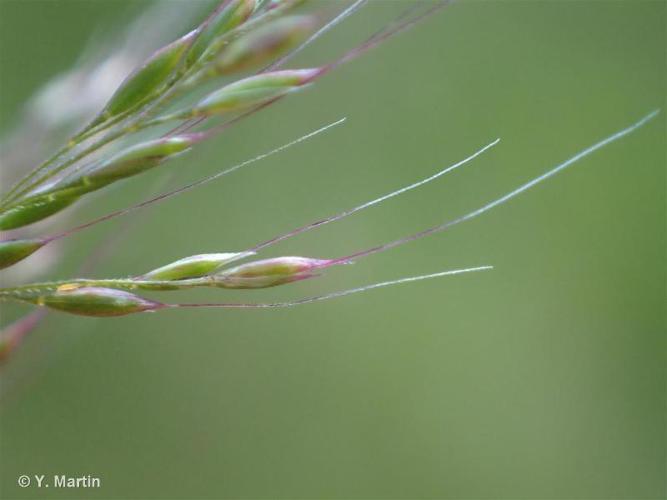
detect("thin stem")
[0,141,79,207]
[0,277,209,301]
[330,0,451,73]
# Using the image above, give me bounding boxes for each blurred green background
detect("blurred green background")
[0,1,665,498]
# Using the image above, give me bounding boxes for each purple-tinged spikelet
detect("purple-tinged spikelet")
[191,68,320,116]
[215,256,338,288]
[214,15,316,74]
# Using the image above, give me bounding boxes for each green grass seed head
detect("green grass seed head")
[0,239,46,270]
[214,256,335,289]
[80,136,195,187]
[186,0,257,68]
[0,137,195,231]
[141,252,254,281]
[192,68,319,116]
[35,286,164,317]
[214,15,316,74]
[93,30,197,125]
[0,188,82,230]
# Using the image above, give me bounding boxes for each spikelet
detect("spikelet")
[0,188,81,230]
[91,30,197,126]
[66,136,195,188]
[0,136,196,230]
[190,69,319,117]
[214,256,336,288]
[142,252,253,280]
[213,15,316,74]
[0,239,46,270]
[186,0,257,67]
[32,287,164,317]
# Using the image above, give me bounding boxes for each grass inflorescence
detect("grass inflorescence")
[0,0,659,363]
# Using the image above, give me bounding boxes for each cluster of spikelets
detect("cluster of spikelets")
[0,0,332,235]
[0,0,464,321]
[0,0,659,358]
